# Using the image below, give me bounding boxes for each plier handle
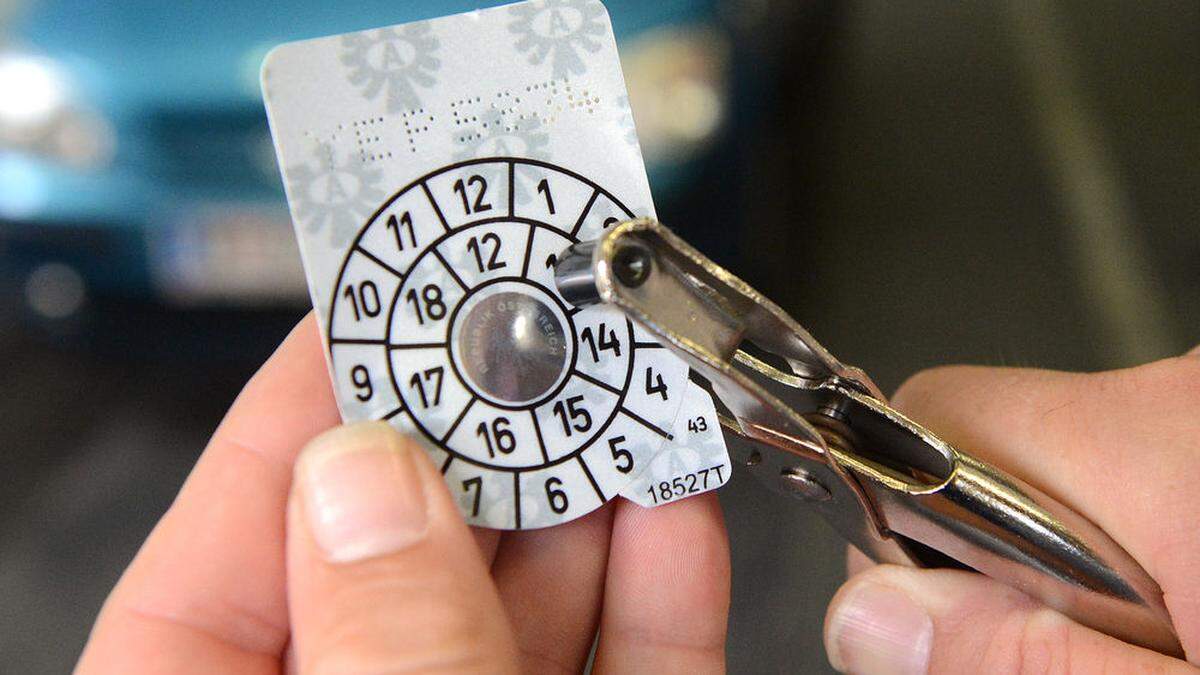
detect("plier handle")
[554,218,1180,656]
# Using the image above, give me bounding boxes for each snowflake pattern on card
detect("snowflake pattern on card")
[509,0,607,79]
[285,141,386,248]
[341,25,440,112]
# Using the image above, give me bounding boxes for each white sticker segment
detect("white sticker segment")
[264,0,727,529]
[620,379,732,508]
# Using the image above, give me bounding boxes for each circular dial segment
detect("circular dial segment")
[326,158,688,529]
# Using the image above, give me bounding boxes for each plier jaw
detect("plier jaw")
[555,218,1180,656]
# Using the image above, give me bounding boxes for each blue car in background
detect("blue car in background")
[0,0,730,321]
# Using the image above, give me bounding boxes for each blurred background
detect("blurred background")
[1,0,1196,671]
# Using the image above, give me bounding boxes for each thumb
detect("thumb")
[287,422,518,675]
[824,565,1191,674]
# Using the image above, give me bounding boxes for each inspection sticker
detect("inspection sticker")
[262,0,728,529]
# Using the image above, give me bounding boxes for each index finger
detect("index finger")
[593,493,731,674]
[77,313,340,674]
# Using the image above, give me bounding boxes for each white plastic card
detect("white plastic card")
[262,0,728,529]
[620,379,731,507]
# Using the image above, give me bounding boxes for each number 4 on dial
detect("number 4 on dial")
[644,367,668,401]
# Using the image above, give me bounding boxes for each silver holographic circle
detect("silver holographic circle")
[455,290,569,404]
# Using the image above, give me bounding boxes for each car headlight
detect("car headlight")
[621,25,730,167]
[0,52,114,169]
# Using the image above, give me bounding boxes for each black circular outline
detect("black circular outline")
[328,157,665,476]
[444,277,581,411]
[381,222,600,413]
[390,269,634,473]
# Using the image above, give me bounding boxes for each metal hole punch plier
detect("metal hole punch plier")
[554,218,1181,655]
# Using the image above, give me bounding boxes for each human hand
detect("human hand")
[823,351,1200,674]
[75,314,730,674]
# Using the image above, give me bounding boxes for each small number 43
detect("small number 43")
[687,416,709,433]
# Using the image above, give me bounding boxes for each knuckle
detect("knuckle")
[305,574,504,675]
[1145,355,1200,405]
[307,639,493,675]
[1091,355,1200,407]
[891,365,973,414]
[982,607,1074,675]
[1082,356,1200,475]
[516,648,577,675]
[1015,608,1074,675]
